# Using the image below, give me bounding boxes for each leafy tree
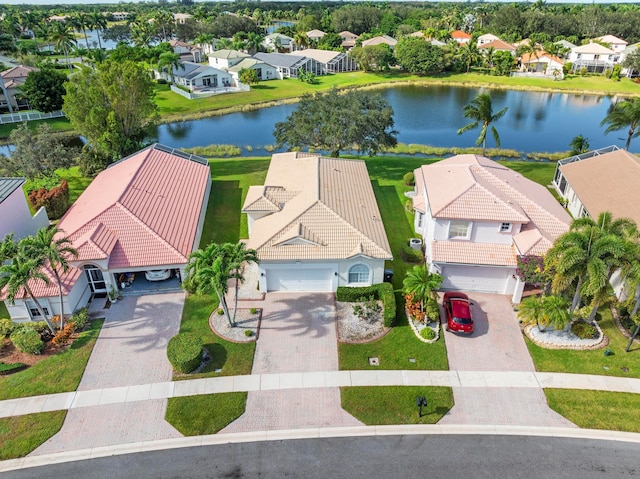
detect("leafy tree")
[20,68,67,113]
[63,60,158,159]
[1,123,74,179]
[317,32,343,51]
[330,6,382,35]
[349,44,395,72]
[492,50,516,76]
[600,98,640,151]
[395,37,445,74]
[238,68,259,85]
[622,49,640,77]
[403,264,443,312]
[569,134,590,155]
[210,14,259,38]
[274,88,398,157]
[457,93,508,155]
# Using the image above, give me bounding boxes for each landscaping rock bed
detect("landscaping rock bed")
[336,300,388,343]
[209,308,261,343]
[523,322,608,350]
[406,309,440,343]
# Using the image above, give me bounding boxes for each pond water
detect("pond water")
[151,84,621,156]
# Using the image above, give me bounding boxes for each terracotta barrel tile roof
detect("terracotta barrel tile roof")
[432,241,517,267]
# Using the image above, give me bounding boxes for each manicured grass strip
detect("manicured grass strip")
[166,392,247,435]
[0,117,74,140]
[0,411,66,460]
[56,166,93,203]
[545,389,640,433]
[526,309,640,379]
[0,320,103,400]
[178,294,255,379]
[341,386,453,425]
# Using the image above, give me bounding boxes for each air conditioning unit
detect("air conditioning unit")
[409,238,423,251]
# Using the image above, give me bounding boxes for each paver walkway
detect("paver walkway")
[440,293,574,427]
[32,293,185,455]
[222,293,362,433]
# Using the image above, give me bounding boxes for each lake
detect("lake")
[151,84,620,155]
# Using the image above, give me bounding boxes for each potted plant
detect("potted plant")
[108,286,119,304]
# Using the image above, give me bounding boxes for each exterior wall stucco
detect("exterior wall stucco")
[0,187,49,240]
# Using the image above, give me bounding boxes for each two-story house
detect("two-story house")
[412,155,571,303]
[569,42,616,73]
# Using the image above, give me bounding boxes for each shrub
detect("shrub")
[167,333,202,373]
[420,326,436,340]
[405,294,425,322]
[217,309,224,315]
[0,318,14,336]
[425,298,440,322]
[250,307,257,314]
[156,78,167,84]
[27,180,70,220]
[244,329,253,337]
[405,199,414,212]
[52,322,75,346]
[402,245,423,263]
[403,171,415,186]
[70,308,89,330]
[571,321,598,340]
[337,283,395,327]
[10,327,44,354]
[0,362,27,375]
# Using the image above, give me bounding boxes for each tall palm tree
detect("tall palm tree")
[157,52,182,82]
[216,38,233,50]
[131,20,155,48]
[457,93,508,156]
[293,31,309,50]
[71,12,92,50]
[22,227,78,330]
[569,134,590,155]
[18,10,42,51]
[88,11,107,50]
[245,32,264,55]
[153,10,173,42]
[403,264,443,311]
[48,21,76,72]
[600,98,640,150]
[226,243,258,325]
[458,41,480,73]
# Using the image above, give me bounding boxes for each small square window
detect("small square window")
[500,222,512,232]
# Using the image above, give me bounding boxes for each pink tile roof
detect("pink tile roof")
[432,241,517,267]
[452,30,472,39]
[479,39,515,51]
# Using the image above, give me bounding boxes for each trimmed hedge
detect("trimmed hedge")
[10,328,44,355]
[336,283,396,327]
[167,333,202,373]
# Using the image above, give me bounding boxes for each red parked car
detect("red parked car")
[443,292,474,334]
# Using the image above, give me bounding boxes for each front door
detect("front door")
[84,265,107,293]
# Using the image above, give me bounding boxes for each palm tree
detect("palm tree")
[88,11,107,50]
[458,41,480,73]
[157,52,182,82]
[0,233,17,262]
[457,93,509,156]
[293,31,309,50]
[600,98,640,150]
[402,264,443,311]
[153,10,173,42]
[71,12,92,50]
[18,10,42,51]
[48,21,76,72]
[22,227,78,330]
[131,20,155,48]
[518,295,571,331]
[518,295,547,331]
[569,134,590,155]
[226,243,259,325]
[216,38,233,50]
[245,32,264,55]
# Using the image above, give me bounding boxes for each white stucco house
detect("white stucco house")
[0,177,49,241]
[208,49,250,69]
[158,61,234,90]
[520,51,564,75]
[242,152,392,292]
[1,144,211,322]
[569,42,616,72]
[412,155,571,303]
[594,35,628,54]
[264,33,294,52]
[477,33,501,46]
[228,58,278,82]
[253,52,322,78]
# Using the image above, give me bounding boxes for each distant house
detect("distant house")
[0,65,39,111]
[555,39,577,51]
[242,152,392,292]
[569,42,616,72]
[520,51,564,75]
[253,52,321,78]
[264,33,294,52]
[110,11,129,21]
[1,144,211,322]
[228,58,279,82]
[339,31,359,49]
[0,177,49,242]
[168,39,202,63]
[595,34,628,53]
[452,30,472,45]
[208,49,250,69]
[621,43,640,77]
[412,154,570,303]
[158,61,233,90]
[477,33,500,46]
[305,29,326,42]
[361,35,398,49]
[173,13,192,24]
[295,49,358,74]
[478,39,516,54]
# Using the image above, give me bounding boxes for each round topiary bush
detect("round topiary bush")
[571,321,598,340]
[0,318,15,337]
[10,327,44,354]
[167,333,202,373]
[403,172,415,186]
[420,326,436,341]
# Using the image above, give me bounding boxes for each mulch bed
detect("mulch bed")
[0,336,74,368]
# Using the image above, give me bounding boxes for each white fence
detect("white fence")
[0,110,65,125]
[170,84,250,100]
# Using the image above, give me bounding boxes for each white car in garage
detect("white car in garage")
[145,269,172,281]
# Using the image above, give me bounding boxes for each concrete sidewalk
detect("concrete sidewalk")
[2,370,639,419]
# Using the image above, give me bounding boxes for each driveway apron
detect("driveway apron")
[439,293,574,427]
[222,293,361,433]
[32,293,185,455]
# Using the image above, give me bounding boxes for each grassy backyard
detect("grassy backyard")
[0,411,67,459]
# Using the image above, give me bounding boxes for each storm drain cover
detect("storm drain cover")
[368,357,380,366]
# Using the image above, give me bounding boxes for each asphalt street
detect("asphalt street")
[4,434,639,479]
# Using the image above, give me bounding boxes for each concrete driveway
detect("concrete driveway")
[439,293,574,427]
[222,293,361,433]
[32,293,185,455]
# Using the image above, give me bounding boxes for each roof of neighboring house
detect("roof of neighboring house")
[361,35,397,47]
[228,58,270,72]
[0,177,25,205]
[452,30,472,40]
[572,42,615,54]
[208,49,250,60]
[169,39,192,48]
[432,241,517,267]
[559,148,640,227]
[521,52,564,65]
[339,31,359,40]
[306,29,326,39]
[254,52,307,68]
[173,13,192,20]
[478,33,500,41]
[556,39,577,49]
[622,42,640,54]
[172,62,226,80]
[409,31,425,38]
[1,65,38,88]
[414,155,570,257]
[595,34,627,46]
[296,48,343,63]
[242,152,392,262]
[265,33,293,42]
[478,39,515,51]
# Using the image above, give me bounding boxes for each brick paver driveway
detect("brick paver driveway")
[223,293,361,432]
[439,293,574,427]
[33,293,184,455]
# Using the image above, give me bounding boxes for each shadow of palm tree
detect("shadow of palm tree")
[259,293,336,339]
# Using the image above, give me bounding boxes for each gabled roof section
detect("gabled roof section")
[361,35,397,47]
[452,30,472,39]
[306,29,326,39]
[254,52,307,68]
[572,42,614,54]
[0,65,38,80]
[432,241,517,267]
[297,48,342,63]
[0,177,25,204]
[209,49,249,60]
[73,222,118,261]
[595,35,627,45]
[479,39,515,51]
[274,222,325,247]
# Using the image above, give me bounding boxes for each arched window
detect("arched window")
[348,264,370,284]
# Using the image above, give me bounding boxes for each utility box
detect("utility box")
[409,238,423,251]
[384,269,394,283]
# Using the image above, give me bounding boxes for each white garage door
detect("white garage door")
[440,265,510,294]
[266,268,333,292]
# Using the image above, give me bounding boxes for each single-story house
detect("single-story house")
[1,144,211,322]
[306,29,326,42]
[242,152,392,292]
[253,52,322,78]
[264,33,294,52]
[0,177,49,241]
[452,30,472,45]
[159,61,233,90]
[295,48,359,74]
[520,52,564,74]
[339,31,359,49]
[569,42,615,72]
[595,34,627,53]
[412,154,571,303]
[0,65,39,111]
[208,49,250,69]
[361,35,398,49]
[478,39,516,54]
[228,58,279,82]
[477,33,500,46]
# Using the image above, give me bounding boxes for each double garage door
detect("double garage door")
[266,268,333,292]
[440,265,511,294]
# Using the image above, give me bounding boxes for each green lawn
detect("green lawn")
[56,166,93,203]
[526,309,640,379]
[0,320,103,400]
[0,411,67,460]
[341,386,453,425]
[0,117,74,140]
[545,389,640,433]
[165,393,247,435]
